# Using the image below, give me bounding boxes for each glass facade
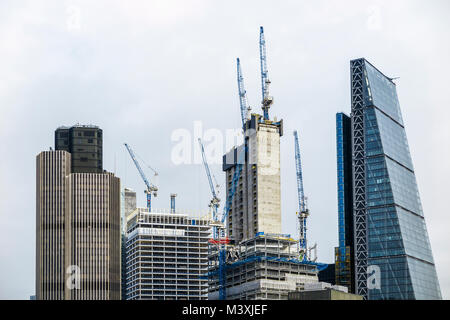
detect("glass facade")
[341,58,441,300]
[335,113,355,293]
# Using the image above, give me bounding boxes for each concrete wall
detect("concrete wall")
[288,289,363,300]
[224,118,282,243]
[252,123,281,237]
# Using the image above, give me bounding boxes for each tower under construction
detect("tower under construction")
[206,27,326,300]
[223,114,283,243]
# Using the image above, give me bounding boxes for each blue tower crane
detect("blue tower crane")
[293,131,309,261]
[259,26,273,120]
[198,138,220,237]
[237,58,251,129]
[124,143,158,212]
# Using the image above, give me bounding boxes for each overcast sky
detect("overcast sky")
[0,0,449,300]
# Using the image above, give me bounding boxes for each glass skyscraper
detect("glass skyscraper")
[335,58,441,300]
[335,112,355,294]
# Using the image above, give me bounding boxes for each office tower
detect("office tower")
[121,187,136,300]
[123,188,137,220]
[55,124,103,173]
[223,114,283,243]
[36,151,71,300]
[336,58,441,299]
[36,125,121,300]
[318,263,336,286]
[65,172,121,300]
[335,113,355,293]
[126,208,211,300]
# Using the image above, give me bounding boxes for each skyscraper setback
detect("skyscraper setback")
[335,58,441,300]
[36,125,121,300]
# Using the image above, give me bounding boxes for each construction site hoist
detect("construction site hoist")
[293,131,309,262]
[259,26,273,120]
[124,143,158,212]
[236,58,251,129]
[198,138,220,238]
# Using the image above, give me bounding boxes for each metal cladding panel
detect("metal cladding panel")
[65,172,121,300]
[36,151,71,300]
[222,148,238,172]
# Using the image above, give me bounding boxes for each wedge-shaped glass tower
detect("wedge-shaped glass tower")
[336,58,441,300]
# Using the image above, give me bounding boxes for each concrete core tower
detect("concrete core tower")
[223,114,283,243]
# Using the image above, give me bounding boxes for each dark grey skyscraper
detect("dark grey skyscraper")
[336,58,441,300]
[55,124,103,173]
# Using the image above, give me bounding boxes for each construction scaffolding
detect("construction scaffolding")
[207,234,323,300]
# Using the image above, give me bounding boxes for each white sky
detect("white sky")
[0,0,449,299]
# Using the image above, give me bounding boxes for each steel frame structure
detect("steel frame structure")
[350,59,368,299]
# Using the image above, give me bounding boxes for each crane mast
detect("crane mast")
[293,131,309,261]
[124,143,158,211]
[259,26,273,120]
[237,58,251,129]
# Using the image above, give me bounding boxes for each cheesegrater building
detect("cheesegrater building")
[335,58,441,300]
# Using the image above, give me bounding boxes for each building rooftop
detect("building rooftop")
[56,123,100,130]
